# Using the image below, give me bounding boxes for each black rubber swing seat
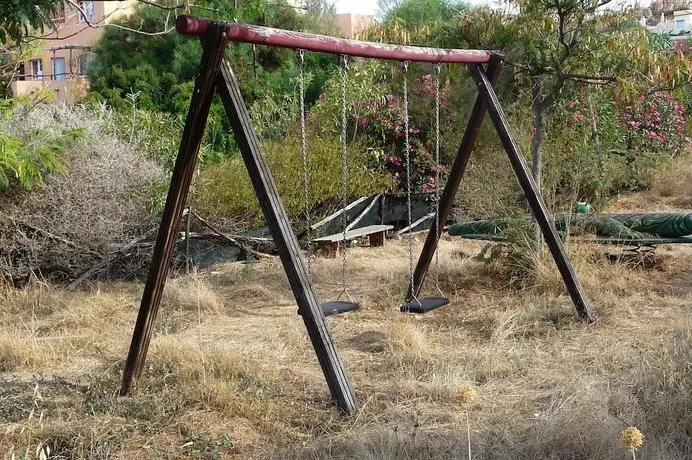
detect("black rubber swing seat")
[400,297,449,314]
[321,301,360,316]
[297,301,360,317]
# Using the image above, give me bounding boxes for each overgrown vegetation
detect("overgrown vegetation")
[1,0,691,458]
[0,102,162,286]
[0,96,76,190]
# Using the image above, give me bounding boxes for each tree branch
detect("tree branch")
[61,0,176,37]
[563,73,617,82]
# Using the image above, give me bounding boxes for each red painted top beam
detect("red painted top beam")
[176,15,497,64]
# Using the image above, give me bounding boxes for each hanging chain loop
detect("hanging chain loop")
[337,54,353,302]
[297,49,311,281]
[401,61,419,307]
[434,62,444,296]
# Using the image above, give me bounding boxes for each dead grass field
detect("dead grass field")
[1,163,691,459]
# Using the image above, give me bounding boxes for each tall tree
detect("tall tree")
[457,1,689,252]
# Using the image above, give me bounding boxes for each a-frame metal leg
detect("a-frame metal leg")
[120,23,230,396]
[407,56,502,300]
[469,64,597,322]
[215,58,357,414]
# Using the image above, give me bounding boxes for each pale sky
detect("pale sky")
[334,0,376,15]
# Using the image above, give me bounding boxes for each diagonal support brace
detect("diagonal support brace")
[216,58,357,414]
[120,23,230,396]
[469,64,597,322]
[407,56,502,300]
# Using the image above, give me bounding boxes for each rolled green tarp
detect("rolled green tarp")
[447,218,524,236]
[604,213,692,238]
[555,214,648,239]
[448,213,692,239]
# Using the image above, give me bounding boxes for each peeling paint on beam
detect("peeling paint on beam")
[176,15,497,64]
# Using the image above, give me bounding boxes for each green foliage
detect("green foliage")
[250,91,299,141]
[0,0,64,43]
[0,105,81,189]
[650,33,673,51]
[89,1,336,162]
[193,136,389,222]
[310,60,390,136]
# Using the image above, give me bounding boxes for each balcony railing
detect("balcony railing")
[10,72,89,82]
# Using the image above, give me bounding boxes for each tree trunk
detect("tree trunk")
[588,94,603,201]
[530,89,547,256]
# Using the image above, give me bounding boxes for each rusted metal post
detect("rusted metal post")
[120,23,229,396]
[215,57,357,414]
[407,56,502,300]
[469,64,597,322]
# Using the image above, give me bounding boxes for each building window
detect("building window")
[675,19,685,30]
[52,57,66,80]
[78,54,93,76]
[30,59,43,81]
[78,1,95,23]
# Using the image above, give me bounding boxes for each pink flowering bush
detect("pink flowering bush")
[355,74,451,193]
[546,87,688,203]
[620,92,687,155]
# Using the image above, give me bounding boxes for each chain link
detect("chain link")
[434,63,441,293]
[401,61,417,305]
[297,49,311,281]
[339,55,349,297]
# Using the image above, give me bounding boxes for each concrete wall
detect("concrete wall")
[9,78,89,104]
[334,13,375,38]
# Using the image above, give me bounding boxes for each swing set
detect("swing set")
[120,16,597,415]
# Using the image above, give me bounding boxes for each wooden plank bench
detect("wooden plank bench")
[313,224,394,257]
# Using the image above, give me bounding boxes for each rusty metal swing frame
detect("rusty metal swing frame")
[120,16,597,415]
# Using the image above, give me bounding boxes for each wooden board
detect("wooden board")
[407,57,502,301]
[314,225,394,243]
[120,25,229,397]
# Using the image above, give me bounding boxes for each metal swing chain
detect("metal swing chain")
[338,54,352,301]
[434,63,443,295]
[402,61,419,306]
[297,49,311,281]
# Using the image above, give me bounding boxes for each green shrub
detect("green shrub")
[0,101,82,190]
[193,136,389,222]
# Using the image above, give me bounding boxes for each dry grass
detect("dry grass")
[1,157,691,458]
[1,233,689,459]
[604,148,692,213]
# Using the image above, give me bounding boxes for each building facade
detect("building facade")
[334,13,375,38]
[643,9,692,41]
[9,1,134,103]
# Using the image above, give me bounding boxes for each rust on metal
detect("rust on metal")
[176,15,497,64]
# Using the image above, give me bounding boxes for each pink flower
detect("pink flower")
[567,101,577,108]
[575,114,586,122]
